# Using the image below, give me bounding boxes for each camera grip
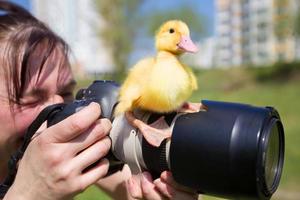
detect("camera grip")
[47,80,124,176]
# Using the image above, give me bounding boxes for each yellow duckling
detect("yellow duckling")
[115,20,199,146]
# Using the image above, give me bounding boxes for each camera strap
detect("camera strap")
[0,103,66,198]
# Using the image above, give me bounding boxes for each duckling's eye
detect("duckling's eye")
[169,28,175,34]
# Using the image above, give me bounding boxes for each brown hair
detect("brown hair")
[0,1,71,105]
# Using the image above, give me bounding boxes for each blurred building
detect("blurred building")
[31,0,113,75]
[214,0,300,68]
[193,38,216,68]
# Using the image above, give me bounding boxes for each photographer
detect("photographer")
[0,2,198,200]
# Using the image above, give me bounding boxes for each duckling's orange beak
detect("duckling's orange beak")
[177,35,198,53]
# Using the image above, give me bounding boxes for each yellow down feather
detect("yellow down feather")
[114,20,198,115]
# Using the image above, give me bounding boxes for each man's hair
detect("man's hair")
[0,1,70,105]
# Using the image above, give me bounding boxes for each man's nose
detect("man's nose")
[51,94,64,104]
[41,94,64,110]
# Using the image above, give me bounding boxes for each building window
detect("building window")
[257,8,267,16]
[257,33,267,43]
[257,22,268,30]
[278,53,285,61]
[258,51,268,59]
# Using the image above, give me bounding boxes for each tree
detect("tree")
[273,0,293,39]
[95,0,205,81]
[94,0,143,80]
[145,5,204,41]
[294,2,300,36]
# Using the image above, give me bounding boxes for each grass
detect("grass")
[75,186,111,200]
[75,67,300,200]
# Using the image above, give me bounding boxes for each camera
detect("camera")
[50,80,285,199]
[1,80,285,200]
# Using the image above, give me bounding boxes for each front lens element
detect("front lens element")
[264,121,280,190]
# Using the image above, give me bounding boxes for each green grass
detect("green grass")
[75,67,300,200]
[75,186,111,200]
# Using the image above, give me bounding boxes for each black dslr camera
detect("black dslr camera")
[1,80,285,200]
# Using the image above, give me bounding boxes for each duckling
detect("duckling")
[115,20,199,146]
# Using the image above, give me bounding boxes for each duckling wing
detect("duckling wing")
[114,58,155,115]
[183,64,198,90]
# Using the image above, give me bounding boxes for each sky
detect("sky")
[10,0,30,10]
[9,0,215,37]
[141,0,215,37]
[7,0,215,68]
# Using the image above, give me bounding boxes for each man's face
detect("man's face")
[0,49,75,176]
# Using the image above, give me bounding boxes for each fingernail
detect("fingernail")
[161,171,168,177]
[142,172,152,183]
[161,171,172,180]
[90,102,101,109]
[153,179,160,185]
[89,102,97,106]
[126,179,131,187]
[127,178,134,190]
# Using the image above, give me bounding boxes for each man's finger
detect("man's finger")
[78,158,109,191]
[141,172,166,200]
[69,118,111,153]
[153,179,174,199]
[45,102,101,143]
[72,136,111,170]
[160,171,177,187]
[160,171,199,199]
[127,177,143,199]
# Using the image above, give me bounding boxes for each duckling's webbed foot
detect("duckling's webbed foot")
[125,111,172,147]
[177,102,207,113]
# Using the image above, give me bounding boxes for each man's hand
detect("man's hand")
[5,103,112,200]
[127,171,199,200]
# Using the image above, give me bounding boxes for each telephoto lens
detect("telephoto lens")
[46,80,285,200]
[168,100,285,200]
[110,100,285,200]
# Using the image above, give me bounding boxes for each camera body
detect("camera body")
[47,80,124,173]
[47,80,285,200]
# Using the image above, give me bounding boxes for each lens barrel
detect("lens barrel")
[169,100,284,200]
